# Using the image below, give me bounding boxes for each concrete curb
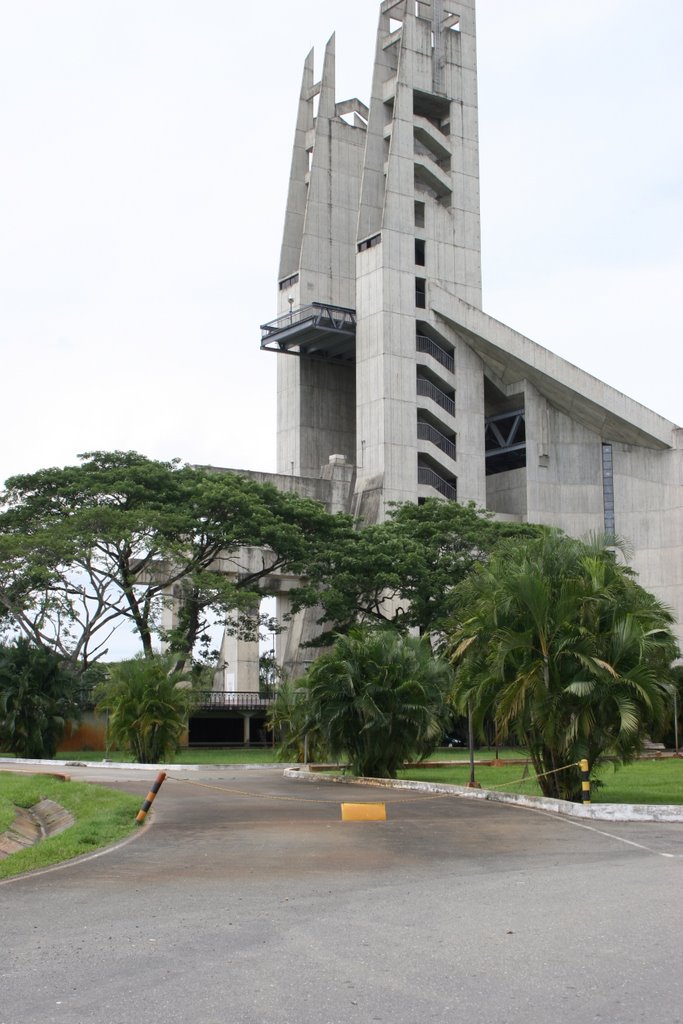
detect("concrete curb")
[0,756,197,773]
[283,768,683,823]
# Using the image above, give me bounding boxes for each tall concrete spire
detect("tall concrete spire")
[278,49,315,282]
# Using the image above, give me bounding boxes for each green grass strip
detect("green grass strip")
[0,773,141,880]
[399,757,683,804]
[50,746,523,765]
[0,793,16,832]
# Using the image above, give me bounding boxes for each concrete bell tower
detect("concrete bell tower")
[261,0,483,519]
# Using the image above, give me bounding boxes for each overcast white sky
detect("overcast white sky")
[1,0,682,492]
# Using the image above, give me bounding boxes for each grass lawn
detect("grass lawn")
[4,746,680,804]
[0,793,16,832]
[399,757,683,804]
[43,746,520,765]
[0,773,141,881]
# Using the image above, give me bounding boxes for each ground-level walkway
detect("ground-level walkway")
[2,764,682,1024]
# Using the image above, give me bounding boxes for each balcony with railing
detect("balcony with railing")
[417,464,457,501]
[417,375,455,418]
[416,333,454,373]
[417,420,456,461]
[192,691,273,712]
[260,302,356,363]
[75,688,273,714]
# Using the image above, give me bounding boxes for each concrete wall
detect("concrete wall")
[486,467,527,517]
[611,435,683,636]
[60,712,107,753]
[276,35,366,479]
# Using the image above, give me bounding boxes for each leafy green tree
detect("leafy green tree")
[0,639,80,758]
[448,530,679,801]
[300,626,454,778]
[291,498,539,641]
[0,451,349,668]
[96,654,195,763]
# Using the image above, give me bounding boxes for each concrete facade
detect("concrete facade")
[255,0,683,653]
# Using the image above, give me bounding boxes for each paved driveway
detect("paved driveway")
[2,766,682,1024]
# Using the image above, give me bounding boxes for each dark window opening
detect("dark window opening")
[415,238,425,266]
[485,450,527,476]
[415,277,426,308]
[417,372,455,417]
[188,716,244,745]
[358,233,381,252]
[417,456,457,501]
[416,328,454,372]
[278,273,299,291]
[188,715,269,747]
[413,89,450,132]
[418,415,456,461]
[414,201,425,227]
[485,409,526,476]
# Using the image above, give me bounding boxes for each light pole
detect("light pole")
[295,687,308,765]
[674,690,680,755]
[467,702,478,788]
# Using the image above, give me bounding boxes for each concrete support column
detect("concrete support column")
[159,583,182,653]
[214,609,261,693]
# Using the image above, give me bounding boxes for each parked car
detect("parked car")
[442,734,464,748]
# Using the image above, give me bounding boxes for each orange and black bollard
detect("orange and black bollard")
[136,771,167,823]
[579,758,591,805]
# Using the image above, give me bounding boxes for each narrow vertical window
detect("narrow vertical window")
[415,277,426,308]
[415,238,425,266]
[602,443,615,534]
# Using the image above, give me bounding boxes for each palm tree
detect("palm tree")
[96,654,195,763]
[0,638,80,758]
[448,530,678,801]
[302,627,453,778]
[266,677,328,763]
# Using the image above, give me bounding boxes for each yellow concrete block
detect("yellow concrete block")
[340,802,387,822]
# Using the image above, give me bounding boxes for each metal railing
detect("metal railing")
[75,688,273,713]
[418,465,457,500]
[417,376,455,417]
[192,691,274,711]
[416,334,454,372]
[417,421,456,461]
[260,302,356,341]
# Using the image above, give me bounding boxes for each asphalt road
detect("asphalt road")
[2,766,682,1024]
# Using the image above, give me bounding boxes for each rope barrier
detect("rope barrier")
[166,758,592,808]
[478,760,582,793]
[167,773,451,806]
[167,774,341,805]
